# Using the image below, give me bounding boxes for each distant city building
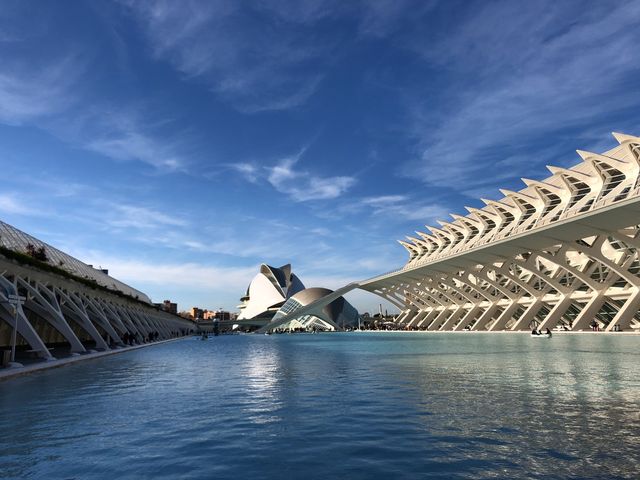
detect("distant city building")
[156,300,178,314]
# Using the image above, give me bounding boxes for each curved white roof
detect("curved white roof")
[237,263,305,320]
[0,220,152,303]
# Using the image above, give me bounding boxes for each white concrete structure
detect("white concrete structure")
[0,221,194,360]
[267,287,359,332]
[237,263,305,321]
[236,264,359,332]
[358,133,640,332]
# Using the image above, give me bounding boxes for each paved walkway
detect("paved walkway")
[0,337,187,382]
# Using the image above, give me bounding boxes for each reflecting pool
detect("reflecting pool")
[1,333,639,479]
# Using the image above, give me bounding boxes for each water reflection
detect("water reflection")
[0,333,638,479]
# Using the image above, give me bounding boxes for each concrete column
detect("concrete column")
[470,303,500,331]
[0,301,53,360]
[538,295,574,331]
[427,308,452,331]
[56,288,109,351]
[439,307,467,331]
[408,310,429,327]
[418,309,439,328]
[570,296,605,331]
[488,301,521,331]
[452,305,481,331]
[606,288,640,331]
[510,297,544,331]
[17,281,86,353]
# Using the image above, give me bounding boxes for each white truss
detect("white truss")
[360,133,640,332]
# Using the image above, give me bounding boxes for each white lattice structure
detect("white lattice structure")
[359,133,640,332]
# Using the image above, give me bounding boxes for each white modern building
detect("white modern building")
[237,263,359,331]
[266,133,640,333]
[237,263,306,321]
[0,220,194,360]
[358,132,640,332]
[269,287,360,332]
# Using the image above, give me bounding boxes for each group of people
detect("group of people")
[531,327,552,336]
[121,330,161,346]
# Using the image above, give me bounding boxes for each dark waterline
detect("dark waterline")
[1,333,639,479]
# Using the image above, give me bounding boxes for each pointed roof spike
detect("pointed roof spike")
[612,132,640,144]
[405,236,422,246]
[576,149,595,161]
[547,165,562,174]
[480,198,492,205]
[521,178,537,186]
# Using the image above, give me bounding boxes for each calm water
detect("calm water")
[1,333,639,479]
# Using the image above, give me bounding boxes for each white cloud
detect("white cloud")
[0,193,43,216]
[337,194,449,223]
[266,155,356,202]
[86,127,185,172]
[106,204,189,230]
[229,162,259,183]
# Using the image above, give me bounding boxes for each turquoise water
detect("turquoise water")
[1,333,639,479]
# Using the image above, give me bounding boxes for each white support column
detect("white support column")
[419,309,440,328]
[81,295,122,344]
[488,300,521,331]
[439,307,467,331]
[571,295,606,331]
[55,288,109,351]
[537,294,574,331]
[408,309,429,327]
[17,280,87,353]
[0,298,53,360]
[470,303,500,331]
[395,309,414,325]
[427,307,452,331]
[454,305,482,331]
[510,297,544,331]
[606,287,640,331]
[87,297,128,337]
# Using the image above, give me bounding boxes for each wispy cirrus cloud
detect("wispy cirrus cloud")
[105,204,189,230]
[76,109,191,172]
[230,151,356,202]
[266,155,356,202]
[329,194,449,224]
[120,0,337,113]
[0,55,84,125]
[0,9,191,173]
[401,0,640,191]
[0,193,45,216]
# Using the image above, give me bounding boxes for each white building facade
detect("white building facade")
[358,133,640,332]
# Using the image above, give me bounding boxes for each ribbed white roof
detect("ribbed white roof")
[0,220,152,303]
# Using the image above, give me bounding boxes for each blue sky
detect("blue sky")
[1,0,639,314]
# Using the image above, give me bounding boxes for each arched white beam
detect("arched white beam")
[53,287,109,351]
[0,275,54,359]
[17,278,87,353]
